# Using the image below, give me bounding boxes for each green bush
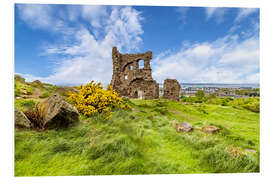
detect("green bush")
[39,92,50,98]
[229,97,260,113]
[181,96,198,103]
[242,101,260,113]
[195,90,205,101]
[26,87,34,95]
[15,99,37,111]
[15,80,34,96]
[43,83,57,93]
[14,80,23,97]
[15,88,21,97]
[221,97,233,106]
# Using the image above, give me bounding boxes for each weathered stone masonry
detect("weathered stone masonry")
[110,47,159,100]
[163,79,181,101]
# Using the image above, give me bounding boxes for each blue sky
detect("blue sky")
[15,4,259,85]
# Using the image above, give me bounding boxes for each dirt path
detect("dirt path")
[27,88,45,101]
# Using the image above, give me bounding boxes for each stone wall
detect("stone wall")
[110,47,159,100]
[163,79,181,101]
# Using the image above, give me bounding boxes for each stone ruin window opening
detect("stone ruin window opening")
[138,90,143,99]
[138,60,144,69]
[130,65,133,70]
[124,75,128,80]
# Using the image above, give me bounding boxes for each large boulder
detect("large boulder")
[15,108,31,128]
[177,121,193,132]
[38,94,79,129]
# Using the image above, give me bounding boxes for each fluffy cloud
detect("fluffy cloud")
[17,5,143,86]
[17,4,53,29]
[17,5,259,86]
[152,34,259,84]
[81,5,108,28]
[16,4,70,33]
[235,8,259,22]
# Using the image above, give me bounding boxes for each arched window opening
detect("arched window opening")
[138,60,144,69]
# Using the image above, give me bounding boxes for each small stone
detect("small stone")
[21,90,27,95]
[203,126,220,133]
[245,149,257,154]
[177,121,193,132]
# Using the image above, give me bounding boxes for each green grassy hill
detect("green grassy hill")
[15,97,260,176]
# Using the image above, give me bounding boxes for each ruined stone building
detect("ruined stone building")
[110,47,159,100]
[163,79,181,101]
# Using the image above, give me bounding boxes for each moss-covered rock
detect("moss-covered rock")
[15,108,31,128]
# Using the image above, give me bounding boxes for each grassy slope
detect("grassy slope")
[14,99,260,176]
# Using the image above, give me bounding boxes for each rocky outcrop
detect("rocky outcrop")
[177,121,193,132]
[32,80,44,88]
[14,74,25,83]
[15,108,31,128]
[38,94,79,129]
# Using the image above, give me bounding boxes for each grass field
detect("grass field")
[14,99,260,176]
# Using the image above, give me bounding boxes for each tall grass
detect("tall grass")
[15,99,260,176]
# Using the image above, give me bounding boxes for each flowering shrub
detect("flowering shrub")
[68,81,130,117]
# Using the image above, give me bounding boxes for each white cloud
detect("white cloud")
[19,6,144,86]
[228,25,241,33]
[66,5,81,22]
[81,5,108,28]
[205,7,227,23]
[205,7,217,19]
[175,7,189,24]
[16,4,73,34]
[17,4,53,29]
[152,34,259,84]
[16,5,259,86]
[235,8,258,22]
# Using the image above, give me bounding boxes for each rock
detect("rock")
[203,126,220,133]
[55,87,78,97]
[21,90,27,95]
[226,147,245,157]
[32,80,44,88]
[38,94,79,129]
[15,108,31,128]
[245,149,257,154]
[177,121,193,132]
[14,74,25,83]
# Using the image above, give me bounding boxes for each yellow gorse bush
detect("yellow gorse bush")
[68,81,128,117]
